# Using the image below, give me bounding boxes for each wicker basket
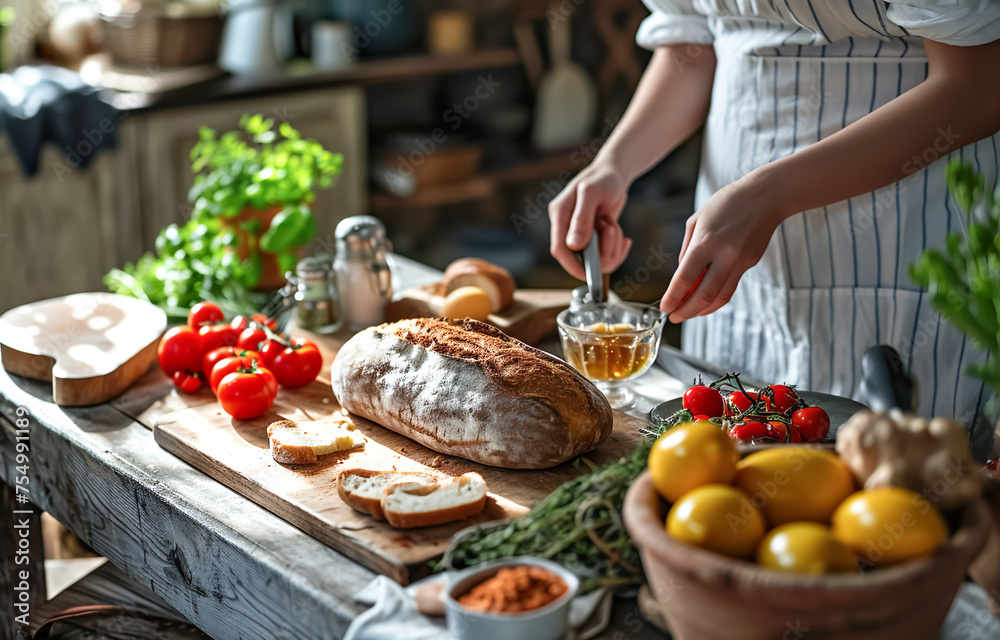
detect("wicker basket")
[99,10,224,68]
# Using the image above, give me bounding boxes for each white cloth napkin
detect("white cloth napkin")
[344,574,613,640]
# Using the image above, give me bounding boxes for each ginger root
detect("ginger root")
[836,409,981,511]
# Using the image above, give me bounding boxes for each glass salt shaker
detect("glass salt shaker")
[333,215,393,331]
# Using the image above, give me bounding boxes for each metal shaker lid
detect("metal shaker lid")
[335,215,388,260]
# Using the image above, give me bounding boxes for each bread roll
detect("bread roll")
[329,318,613,469]
[442,258,515,313]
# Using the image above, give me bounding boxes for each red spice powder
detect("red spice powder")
[458,566,568,614]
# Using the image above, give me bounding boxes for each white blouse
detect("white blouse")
[637,0,1000,49]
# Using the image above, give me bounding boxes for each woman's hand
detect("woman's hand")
[548,162,632,280]
[661,173,787,322]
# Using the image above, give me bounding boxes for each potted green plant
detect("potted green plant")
[189,114,343,290]
[105,114,343,317]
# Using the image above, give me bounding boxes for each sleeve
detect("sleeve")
[886,0,1000,46]
[635,0,714,50]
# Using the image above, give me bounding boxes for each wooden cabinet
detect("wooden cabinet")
[0,86,366,313]
[0,130,142,312]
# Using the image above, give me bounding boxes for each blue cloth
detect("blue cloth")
[0,65,119,176]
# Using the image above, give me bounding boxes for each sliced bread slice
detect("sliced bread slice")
[268,417,366,465]
[381,472,487,529]
[337,468,438,520]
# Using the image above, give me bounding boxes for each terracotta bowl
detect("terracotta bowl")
[623,471,990,640]
[970,471,1000,615]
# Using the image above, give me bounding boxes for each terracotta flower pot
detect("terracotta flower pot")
[221,205,299,292]
[623,471,990,640]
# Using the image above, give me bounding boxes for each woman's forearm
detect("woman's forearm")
[598,44,717,182]
[752,39,1000,221]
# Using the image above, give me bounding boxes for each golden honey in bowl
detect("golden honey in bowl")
[562,322,654,381]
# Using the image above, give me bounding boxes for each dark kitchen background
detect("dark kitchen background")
[0,0,699,320]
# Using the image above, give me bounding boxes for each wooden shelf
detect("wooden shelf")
[369,152,580,210]
[112,49,523,112]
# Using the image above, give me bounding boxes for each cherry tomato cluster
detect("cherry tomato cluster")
[681,373,831,445]
[156,302,323,420]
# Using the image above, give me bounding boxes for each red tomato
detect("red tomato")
[199,324,240,353]
[726,391,767,416]
[766,421,802,443]
[258,339,285,368]
[237,327,268,352]
[791,406,831,441]
[252,313,278,331]
[172,370,202,394]
[767,384,803,414]
[230,315,250,332]
[216,365,278,419]
[202,346,260,378]
[188,302,224,330]
[210,355,275,394]
[683,385,724,418]
[270,339,323,388]
[729,420,771,443]
[158,326,203,376]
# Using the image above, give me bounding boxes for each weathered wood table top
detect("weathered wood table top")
[0,256,673,640]
[2,255,997,640]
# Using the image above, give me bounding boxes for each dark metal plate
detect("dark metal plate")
[649,391,869,443]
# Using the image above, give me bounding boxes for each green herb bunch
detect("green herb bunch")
[105,115,343,315]
[910,160,1000,394]
[442,409,694,592]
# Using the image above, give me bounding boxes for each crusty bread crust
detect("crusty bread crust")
[336,468,437,520]
[382,490,486,529]
[330,318,614,469]
[442,258,515,312]
[381,473,487,528]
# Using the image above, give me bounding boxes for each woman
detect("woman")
[549,1,1000,423]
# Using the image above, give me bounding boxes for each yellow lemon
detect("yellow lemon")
[734,447,855,526]
[648,420,739,503]
[756,522,857,574]
[666,484,766,558]
[832,487,948,566]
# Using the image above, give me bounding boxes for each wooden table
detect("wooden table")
[1,256,997,640]
[0,256,672,640]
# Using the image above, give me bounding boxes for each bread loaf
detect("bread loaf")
[442,258,515,312]
[329,318,614,469]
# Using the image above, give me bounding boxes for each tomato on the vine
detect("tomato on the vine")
[726,391,769,416]
[202,346,260,378]
[237,327,267,352]
[188,302,224,330]
[216,364,278,419]
[683,385,724,418]
[730,421,771,442]
[270,339,323,388]
[199,324,240,353]
[172,370,202,394]
[767,384,802,414]
[210,355,276,394]
[158,326,203,376]
[791,407,831,441]
[766,421,802,443]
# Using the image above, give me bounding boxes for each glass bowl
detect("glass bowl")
[556,302,665,410]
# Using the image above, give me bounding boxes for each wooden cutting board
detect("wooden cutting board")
[0,293,166,406]
[385,285,572,346]
[151,334,646,584]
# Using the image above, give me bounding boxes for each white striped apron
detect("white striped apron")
[678,2,996,424]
